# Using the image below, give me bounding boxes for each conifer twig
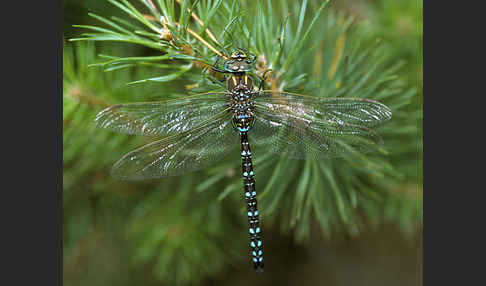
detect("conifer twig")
[143,10,227,59]
[175,0,220,45]
[183,24,227,59]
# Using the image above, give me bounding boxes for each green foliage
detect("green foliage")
[64,0,422,285]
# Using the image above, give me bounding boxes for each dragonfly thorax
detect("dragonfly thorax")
[228,75,255,132]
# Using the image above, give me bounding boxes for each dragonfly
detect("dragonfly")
[94,49,392,272]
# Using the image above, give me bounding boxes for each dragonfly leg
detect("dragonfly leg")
[219,75,228,83]
[211,57,227,74]
[206,74,227,85]
[256,69,273,91]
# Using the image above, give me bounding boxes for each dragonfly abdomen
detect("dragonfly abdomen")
[240,132,264,271]
[229,72,263,271]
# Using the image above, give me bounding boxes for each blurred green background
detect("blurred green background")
[63,0,422,285]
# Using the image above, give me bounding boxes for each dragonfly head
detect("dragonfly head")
[223,49,256,73]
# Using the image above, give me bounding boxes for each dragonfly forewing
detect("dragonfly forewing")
[254,91,392,128]
[94,92,228,137]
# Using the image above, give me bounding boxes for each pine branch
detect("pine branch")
[64,0,422,284]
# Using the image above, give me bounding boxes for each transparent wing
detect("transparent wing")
[250,91,392,159]
[111,109,238,180]
[94,92,229,137]
[254,91,392,128]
